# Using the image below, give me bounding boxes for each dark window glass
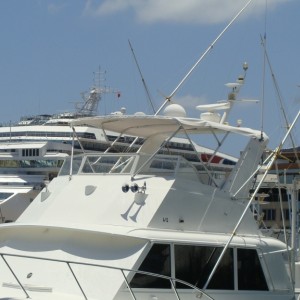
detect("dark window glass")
[237,248,268,290]
[130,244,171,289]
[280,209,290,221]
[175,245,233,290]
[258,188,289,202]
[262,209,276,221]
[0,192,14,201]
[285,209,290,220]
[82,132,96,139]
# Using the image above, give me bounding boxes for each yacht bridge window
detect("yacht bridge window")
[237,248,268,290]
[129,243,268,291]
[174,244,234,290]
[130,244,171,289]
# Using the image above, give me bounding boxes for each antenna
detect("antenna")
[128,39,156,114]
[155,0,253,115]
[76,67,120,116]
[196,62,253,124]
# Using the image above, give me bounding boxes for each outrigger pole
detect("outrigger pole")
[128,39,156,114]
[203,110,300,291]
[155,0,254,116]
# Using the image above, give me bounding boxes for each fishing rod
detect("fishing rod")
[155,0,254,115]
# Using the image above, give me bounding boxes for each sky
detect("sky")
[0,0,299,156]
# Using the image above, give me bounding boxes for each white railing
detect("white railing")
[0,252,214,300]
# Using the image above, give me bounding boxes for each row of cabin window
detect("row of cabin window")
[0,132,96,139]
[22,149,40,157]
[130,243,268,291]
[262,208,290,221]
[257,188,300,202]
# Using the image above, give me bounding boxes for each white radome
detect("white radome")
[163,103,187,117]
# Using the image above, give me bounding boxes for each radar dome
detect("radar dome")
[134,112,146,116]
[163,104,186,117]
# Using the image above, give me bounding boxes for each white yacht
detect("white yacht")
[0,93,295,299]
[0,75,238,223]
[0,1,298,297]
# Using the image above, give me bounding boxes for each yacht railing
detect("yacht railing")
[0,252,214,300]
[59,153,198,177]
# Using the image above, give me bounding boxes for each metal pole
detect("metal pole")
[69,126,75,180]
[155,0,253,115]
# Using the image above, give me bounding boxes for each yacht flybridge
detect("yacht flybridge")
[0,74,237,223]
[0,100,296,299]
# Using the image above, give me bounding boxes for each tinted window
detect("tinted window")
[175,245,233,290]
[130,244,171,288]
[0,192,14,201]
[237,248,268,290]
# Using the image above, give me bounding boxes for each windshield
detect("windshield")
[58,153,199,179]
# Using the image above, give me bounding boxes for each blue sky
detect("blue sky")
[0,0,299,155]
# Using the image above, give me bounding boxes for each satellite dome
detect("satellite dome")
[134,112,146,116]
[163,104,186,117]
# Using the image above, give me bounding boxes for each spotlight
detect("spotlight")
[130,183,139,193]
[122,184,129,193]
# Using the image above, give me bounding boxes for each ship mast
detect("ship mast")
[76,68,118,116]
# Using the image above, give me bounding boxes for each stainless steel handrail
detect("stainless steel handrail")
[0,252,214,300]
